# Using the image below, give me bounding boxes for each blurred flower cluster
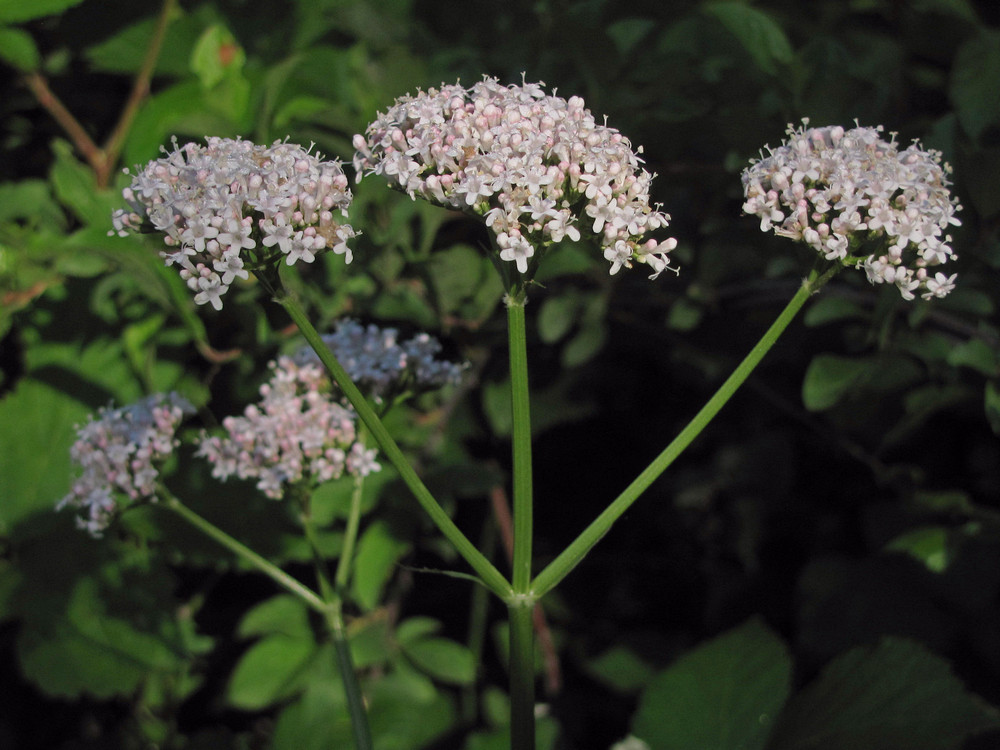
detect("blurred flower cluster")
[292,319,467,402]
[742,120,961,300]
[197,355,380,499]
[353,77,677,279]
[59,393,194,536]
[112,137,357,309]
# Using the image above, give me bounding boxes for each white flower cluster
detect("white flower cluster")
[58,393,194,536]
[353,77,677,279]
[292,319,467,401]
[112,137,357,310]
[742,120,961,300]
[197,356,379,499]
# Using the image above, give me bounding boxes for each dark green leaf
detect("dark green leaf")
[0,26,39,70]
[632,617,791,750]
[703,2,794,75]
[226,634,317,710]
[402,637,476,685]
[950,31,1000,141]
[0,0,85,23]
[0,378,90,532]
[350,520,410,610]
[767,638,1000,750]
[801,354,871,411]
[237,594,312,639]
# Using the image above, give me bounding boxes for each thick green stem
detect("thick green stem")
[506,294,537,749]
[275,290,512,600]
[507,297,533,595]
[329,615,372,750]
[531,269,837,598]
[159,490,327,614]
[508,599,537,750]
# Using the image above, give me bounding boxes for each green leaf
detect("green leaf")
[227,633,317,710]
[350,520,411,610]
[190,24,245,89]
[237,594,312,639]
[49,140,118,226]
[986,380,1000,435]
[632,617,791,750]
[401,636,476,685]
[0,378,90,533]
[270,644,351,750]
[538,293,579,343]
[885,526,951,573]
[366,668,458,749]
[703,2,794,75]
[0,0,85,23]
[950,31,1000,141]
[607,18,656,56]
[767,638,1000,750]
[584,645,656,694]
[0,26,39,70]
[17,577,181,698]
[946,337,998,376]
[395,616,442,645]
[801,354,871,411]
[84,6,213,77]
[803,296,867,327]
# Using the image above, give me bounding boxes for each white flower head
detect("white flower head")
[742,120,962,300]
[112,137,357,309]
[354,77,678,280]
[58,393,195,536]
[196,355,379,499]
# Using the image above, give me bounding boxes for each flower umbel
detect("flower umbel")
[353,77,677,280]
[197,355,379,500]
[112,137,357,309]
[59,393,194,536]
[292,319,467,402]
[742,120,961,300]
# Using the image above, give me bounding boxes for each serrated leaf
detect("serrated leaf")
[632,617,791,750]
[402,637,476,685]
[767,638,1000,750]
[0,0,85,23]
[704,2,794,75]
[0,26,40,70]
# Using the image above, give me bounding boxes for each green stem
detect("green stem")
[531,268,838,598]
[508,599,537,750]
[335,471,366,592]
[300,488,374,750]
[158,490,327,615]
[275,290,512,600]
[507,296,533,595]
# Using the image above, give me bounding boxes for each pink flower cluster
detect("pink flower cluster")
[197,356,379,499]
[353,77,677,279]
[59,393,194,536]
[292,319,467,401]
[112,137,357,310]
[742,120,961,300]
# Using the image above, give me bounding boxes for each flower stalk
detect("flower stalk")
[532,265,839,598]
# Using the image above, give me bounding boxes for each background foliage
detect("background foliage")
[2,0,999,748]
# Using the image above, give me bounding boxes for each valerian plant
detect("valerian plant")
[59,73,992,750]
